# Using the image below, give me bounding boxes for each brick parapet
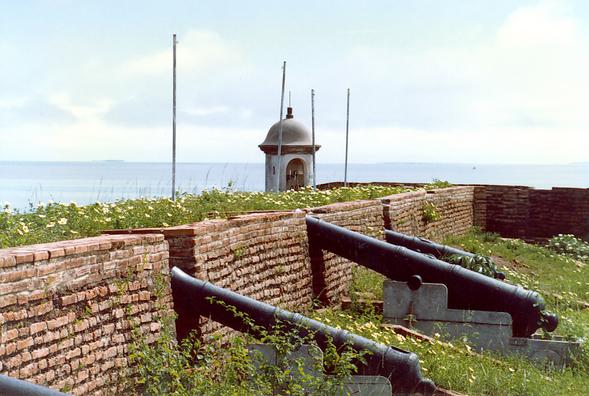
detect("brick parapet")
[108,212,314,342]
[382,186,475,240]
[5,183,588,393]
[0,234,173,395]
[474,185,589,240]
[307,200,384,305]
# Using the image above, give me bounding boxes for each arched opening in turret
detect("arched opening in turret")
[286,158,305,191]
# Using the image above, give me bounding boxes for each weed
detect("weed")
[422,201,441,223]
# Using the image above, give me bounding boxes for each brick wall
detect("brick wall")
[529,188,589,239]
[474,185,589,240]
[3,183,586,394]
[0,234,172,395]
[109,212,313,341]
[307,200,384,305]
[382,186,475,240]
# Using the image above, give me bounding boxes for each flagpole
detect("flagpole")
[344,88,350,187]
[311,88,317,190]
[172,33,177,200]
[276,61,286,192]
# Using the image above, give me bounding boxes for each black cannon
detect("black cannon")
[171,267,436,395]
[0,374,68,396]
[306,216,558,337]
[384,230,505,279]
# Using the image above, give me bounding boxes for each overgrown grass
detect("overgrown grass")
[342,229,589,395]
[310,309,588,396]
[129,309,368,395]
[444,229,589,338]
[127,227,588,395]
[0,185,412,249]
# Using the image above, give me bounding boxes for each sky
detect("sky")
[1,0,588,165]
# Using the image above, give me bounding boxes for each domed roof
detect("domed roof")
[259,107,312,147]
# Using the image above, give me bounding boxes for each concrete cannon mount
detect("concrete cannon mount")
[247,344,392,396]
[382,280,582,367]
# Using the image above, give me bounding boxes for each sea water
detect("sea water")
[1,161,587,210]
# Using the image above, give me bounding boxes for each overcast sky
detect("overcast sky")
[1,0,588,164]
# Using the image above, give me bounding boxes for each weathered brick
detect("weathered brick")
[60,294,77,306]
[17,337,34,351]
[30,321,47,335]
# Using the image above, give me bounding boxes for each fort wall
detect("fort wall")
[1,183,587,393]
[0,234,172,395]
[474,185,589,240]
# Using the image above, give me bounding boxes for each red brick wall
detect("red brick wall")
[307,200,384,305]
[382,186,475,240]
[0,234,172,395]
[474,185,589,240]
[175,212,312,341]
[109,212,313,341]
[4,184,586,393]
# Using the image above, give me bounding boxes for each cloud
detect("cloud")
[1,118,265,163]
[120,30,242,76]
[182,105,229,117]
[0,97,77,127]
[48,93,114,118]
[476,1,589,128]
[343,1,589,132]
[102,96,170,127]
[103,96,257,128]
[316,124,588,165]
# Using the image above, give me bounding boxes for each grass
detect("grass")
[128,229,588,395]
[0,185,413,249]
[6,183,587,394]
[444,230,589,339]
[338,229,589,395]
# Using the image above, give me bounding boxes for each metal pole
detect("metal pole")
[344,88,350,187]
[172,34,177,201]
[276,61,286,192]
[311,89,316,190]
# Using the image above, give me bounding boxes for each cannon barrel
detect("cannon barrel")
[306,216,557,337]
[384,230,505,279]
[385,229,476,259]
[0,374,68,396]
[171,267,436,395]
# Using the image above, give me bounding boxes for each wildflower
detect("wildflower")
[46,222,55,228]
[57,218,68,225]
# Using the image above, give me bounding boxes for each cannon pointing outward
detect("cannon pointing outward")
[171,267,436,396]
[305,216,558,338]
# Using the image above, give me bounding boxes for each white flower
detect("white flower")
[57,218,68,225]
